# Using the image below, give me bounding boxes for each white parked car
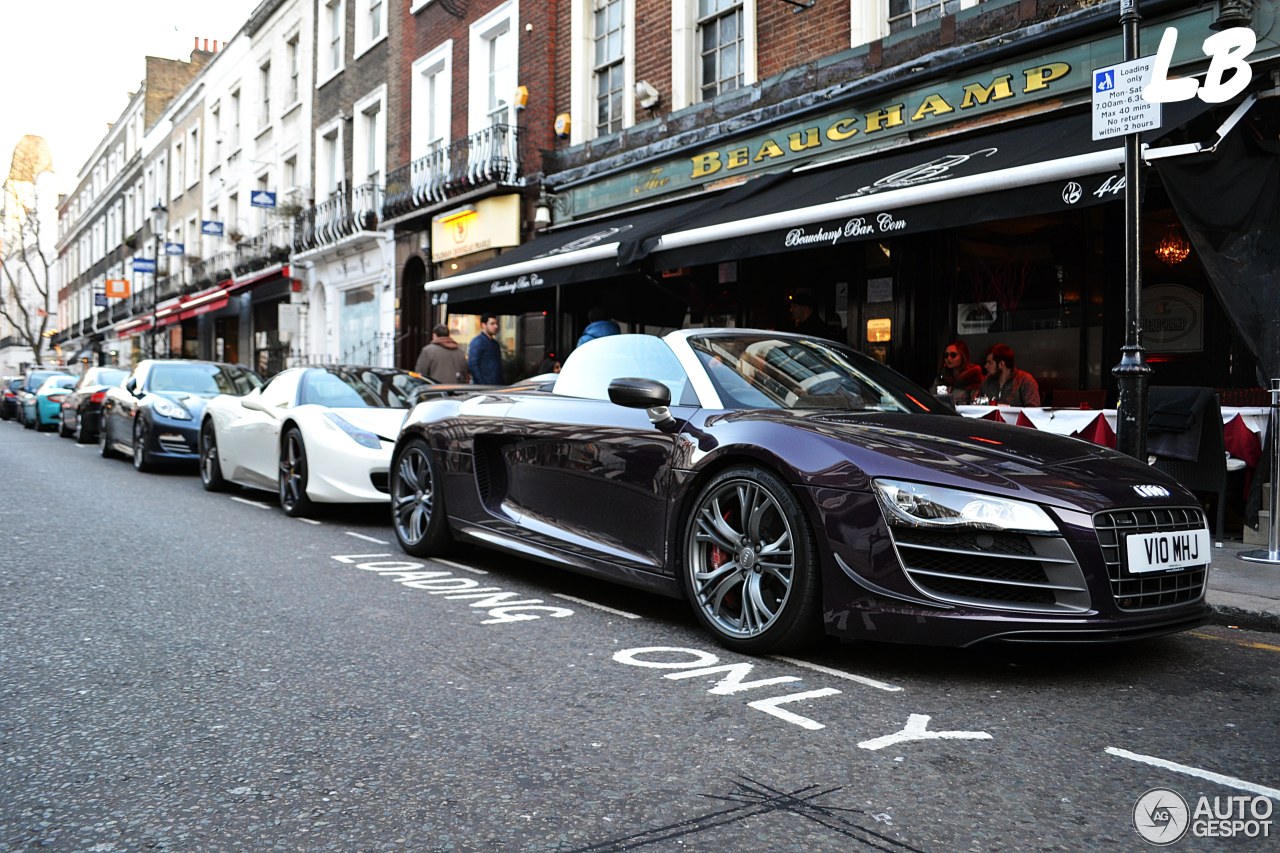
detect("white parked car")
[198,366,436,516]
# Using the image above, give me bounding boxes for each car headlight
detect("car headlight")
[150,396,192,420]
[872,479,1058,534]
[323,412,382,449]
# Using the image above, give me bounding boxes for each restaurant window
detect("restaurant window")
[340,284,379,365]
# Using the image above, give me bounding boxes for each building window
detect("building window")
[887,0,980,34]
[259,61,272,127]
[324,0,345,77]
[469,2,518,132]
[211,103,222,164]
[319,126,343,197]
[594,0,625,136]
[698,0,743,100]
[286,35,300,103]
[230,89,241,148]
[412,43,452,158]
[187,126,200,188]
[172,141,185,196]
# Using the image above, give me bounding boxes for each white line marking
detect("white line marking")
[295,517,321,525]
[551,593,641,619]
[434,558,488,575]
[230,496,271,509]
[1106,747,1280,800]
[345,531,389,544]
[771,656,903,692]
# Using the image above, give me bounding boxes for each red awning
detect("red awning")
[179,296,229,321]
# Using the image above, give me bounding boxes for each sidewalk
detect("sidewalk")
[1206,536,1280,633]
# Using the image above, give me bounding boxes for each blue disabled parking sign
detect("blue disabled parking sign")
[1095,69,1115,92]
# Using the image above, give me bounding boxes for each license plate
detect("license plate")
[1124,528,1211,574]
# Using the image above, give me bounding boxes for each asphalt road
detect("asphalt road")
[2,420,1278,852]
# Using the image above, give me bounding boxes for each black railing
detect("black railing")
[295,183,382,252]
[234,221,293,276]
[381,122,522,221]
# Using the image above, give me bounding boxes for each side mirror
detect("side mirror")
[240,394,273,415]
[125,377,139,396]
[608,377,676,429]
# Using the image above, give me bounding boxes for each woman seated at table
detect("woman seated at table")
[979,343,1041,407]
[935,340,983,405]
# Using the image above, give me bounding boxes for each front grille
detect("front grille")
[1093,506,1208,611]
[888,527,1089,613]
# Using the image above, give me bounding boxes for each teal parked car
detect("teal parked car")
[22,374,77,431]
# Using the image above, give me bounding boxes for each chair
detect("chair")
[1052,389,1108,409]
[1147,387,1237,535]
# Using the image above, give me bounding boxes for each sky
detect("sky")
[1,0,261,195]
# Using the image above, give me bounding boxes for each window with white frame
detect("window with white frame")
[230,89,241,148]
[354,89,385,187]
[187,126,200,188]
[172,141,185,197]
[411,42,452,158]
[211,103,222,164]
[356,0,386,54]
[888,0,980,33]
[318,125,343,197]
[698,0,743,100]
[468,3,518,132]
[594,0,626,136]
[228,192,239,238]
[286,34,301,103]
[259,60,272,127]
[256,174,271,231]
[322,0,346,79]
[283,155,298,195]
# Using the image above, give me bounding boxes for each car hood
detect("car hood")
[752,410,1187,513]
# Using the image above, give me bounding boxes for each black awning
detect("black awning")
[429,193,729,305]
[432,102,1213,299]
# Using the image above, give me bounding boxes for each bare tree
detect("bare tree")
[1,136,56,366]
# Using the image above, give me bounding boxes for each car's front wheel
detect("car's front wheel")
[58,410,73,438]
[73,408,92,444]
[279,427,313,517]
[390,438,451,557]
[132,418,154,472]
[98,413,115,458]
[682,466,822,654]
[200,420,229,492]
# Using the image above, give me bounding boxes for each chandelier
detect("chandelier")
[1154,223,1192,265]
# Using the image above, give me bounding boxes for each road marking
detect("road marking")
[295,517,321,525]
[858,714,992,750]
[345,531,389,544]
[552,593,641,619]
[1106,747,1280,800]
[771,656,902,692]
[434,558,488,575]
[1190,630,1280,653]
[231,496,271,509]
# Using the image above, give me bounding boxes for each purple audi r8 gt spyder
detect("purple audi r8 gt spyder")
[389,330,1210,654]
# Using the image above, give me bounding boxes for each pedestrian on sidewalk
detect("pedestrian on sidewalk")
[414,323,469,384]
[468,312,504,385]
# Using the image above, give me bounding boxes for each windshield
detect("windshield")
[298,368,431,409]
[687,333,950,414]
[40,376,77,392]
[148,363,261,395]
[87,368,128,387]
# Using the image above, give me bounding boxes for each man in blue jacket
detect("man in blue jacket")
[468,312,503,385]
[577,305,621,348]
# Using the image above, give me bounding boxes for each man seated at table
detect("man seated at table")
[980,343,1041,407]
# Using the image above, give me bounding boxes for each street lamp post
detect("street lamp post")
[151,202,168,359]
[1112,0,1151,460]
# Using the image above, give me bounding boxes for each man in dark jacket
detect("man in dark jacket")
[467,312,503,385]
[414,324,469,384]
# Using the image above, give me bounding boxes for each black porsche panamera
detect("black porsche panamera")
[389,330,1210,654]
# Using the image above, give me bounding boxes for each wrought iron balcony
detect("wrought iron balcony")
[233,220,293,276]
[382,122,522,221]
[294,182,382,252]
